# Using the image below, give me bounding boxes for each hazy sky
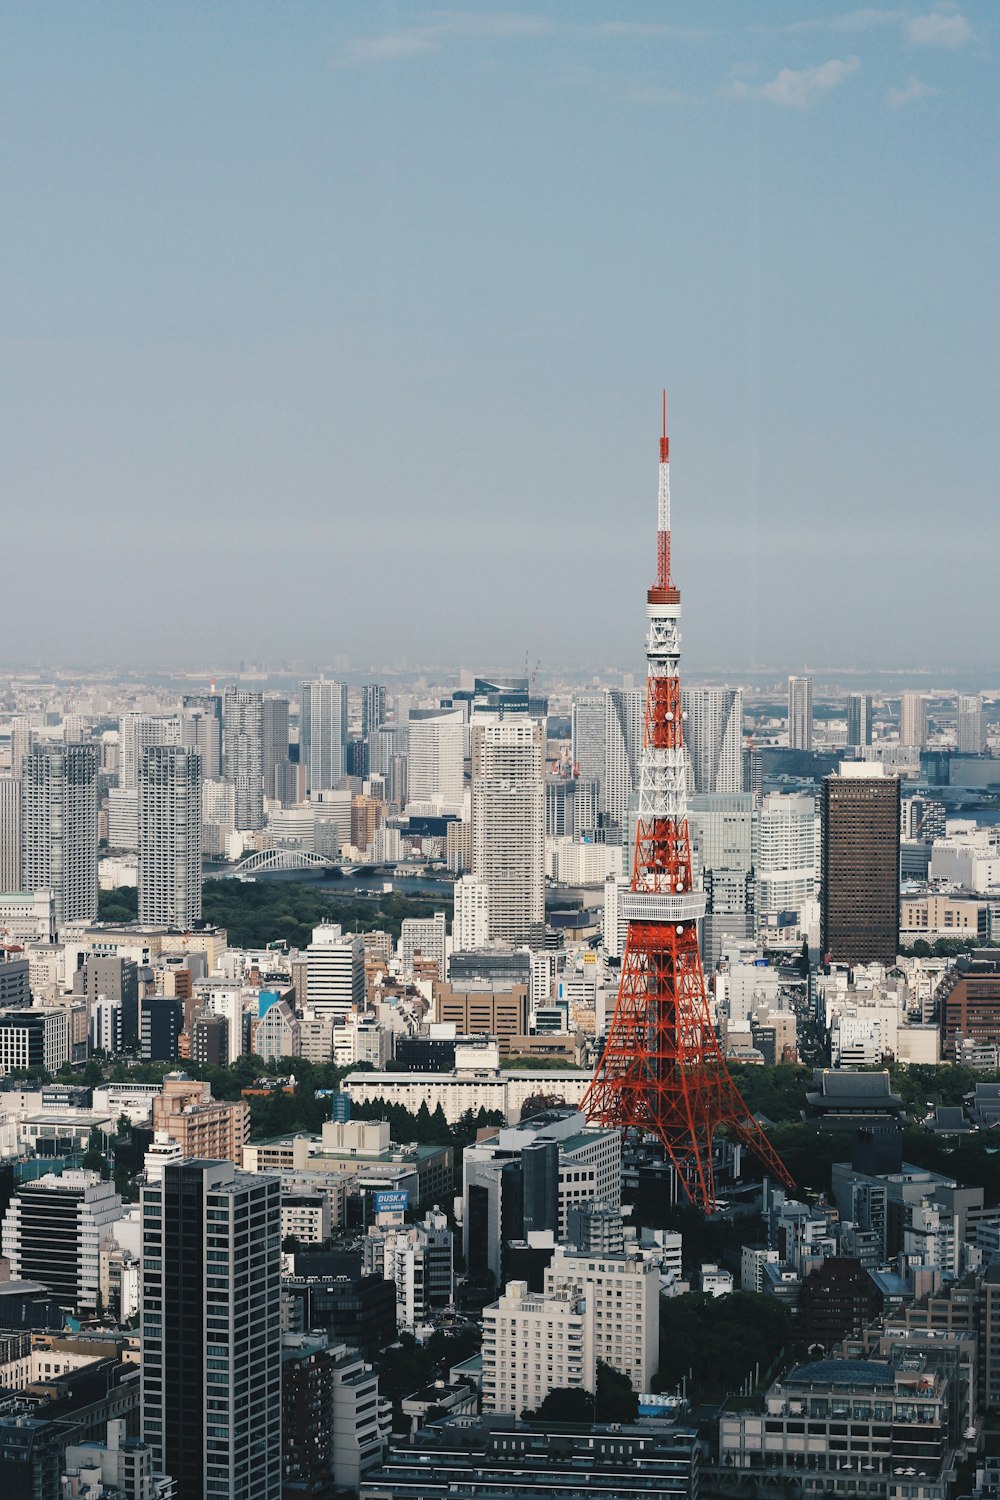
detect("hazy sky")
[2,2,997,676]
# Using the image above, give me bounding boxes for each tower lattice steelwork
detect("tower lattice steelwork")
[583,398,794,1213]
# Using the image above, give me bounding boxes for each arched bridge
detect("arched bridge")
[232,849,356,876]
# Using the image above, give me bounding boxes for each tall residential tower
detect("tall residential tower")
[21,744,97,926]
[139,745,202,929]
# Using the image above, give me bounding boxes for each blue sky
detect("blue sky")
[1,2,996,675]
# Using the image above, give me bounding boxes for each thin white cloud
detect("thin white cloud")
[772,8,905,34]
[730,56,860,108]
[905,4,972,48]
[887,75,940,105]
[627,85,697,106]
[337,11,551,66]
[590,21,713,42]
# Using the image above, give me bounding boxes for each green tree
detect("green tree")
[523,1387,593,1422]
[595,1361,639,1422]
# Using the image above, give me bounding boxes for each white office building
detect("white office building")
[306,925,365,1024]
[406,708,465,811]
[755,792,819,919]
[3,1168,123,1312]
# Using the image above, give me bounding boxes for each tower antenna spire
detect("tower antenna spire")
[582,397,794,1213]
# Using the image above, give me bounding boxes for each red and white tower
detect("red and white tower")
[583,397,794,1213]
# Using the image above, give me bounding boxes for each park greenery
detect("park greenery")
[97,878,450,947]
[653,1292,792,1400]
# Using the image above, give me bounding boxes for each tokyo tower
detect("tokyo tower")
[583,397,794,1213]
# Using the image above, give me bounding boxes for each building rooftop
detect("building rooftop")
[785,1358,895,1389]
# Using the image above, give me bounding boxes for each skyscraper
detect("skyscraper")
[569,689,644,839]
[141,1159,282,1499]
[406,707,465,809]
[958,694,985,754]
[0,776,21,891]
[821,764,900,965]
[119,713,180,791]
[899,692,928,749]
[300,679,348,794]
[361,683,387,737]
[603,688,645,838]
[682,686,743,794]
[472,711,545,945]
[139,745,202,929]
[223,689,265,831]
[21,743,97,926]
[756,792,819,919]
[8,716,31,777]
[181,706,221,780]
[846,692,873,748]
[570,692,606,789]
[262,696,290,799]
[787,676,813,751]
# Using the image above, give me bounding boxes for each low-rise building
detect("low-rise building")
[720,1356,954,1500]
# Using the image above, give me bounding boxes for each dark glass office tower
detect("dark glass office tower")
[821,768,900,966]
[141,1159,282,1499]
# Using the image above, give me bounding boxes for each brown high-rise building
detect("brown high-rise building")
[821,765,900,965]
[939,957,1000,1059]
[152,1075,250,1165]
[434,982,530,1054]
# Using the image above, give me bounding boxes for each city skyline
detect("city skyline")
[2,1,997,671]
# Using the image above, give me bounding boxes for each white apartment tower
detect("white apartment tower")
[9,716,32,777]
[453,875,490,952]
[300,679,348,794]
[181,707,222,781]
[787,676,813,751]
[398,911,448,982]
[472,711,545,945]
[958,694,986,754]
[482,1280,595,1415]
[119,713,180,792]
[21,743,98,926]
[223,688,265,831]
[899,691,929,749]
[0,776,21,891]
[406,708,465,810]
[682,686,743,794]
[139,745,202,929]
[544,1245,660,1394]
